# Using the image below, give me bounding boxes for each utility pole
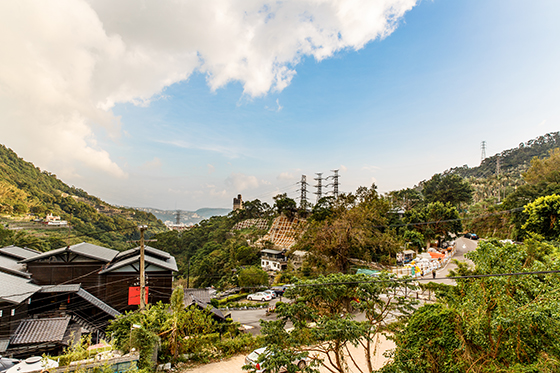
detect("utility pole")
[314,173,323,204]
[481,141,487,164]
[139,225,147,311]
[297,175,309,209]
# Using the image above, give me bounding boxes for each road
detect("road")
[422,236,478,285]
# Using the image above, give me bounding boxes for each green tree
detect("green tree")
[404,202,461,247]
[522,194,560,240]
[421,173,473,207]
[238,266,269,289]
[273,193,298,219]
[380,239,560,373]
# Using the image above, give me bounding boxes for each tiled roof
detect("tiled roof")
[184,288,212,304]
[0,255,31,278]
[0,245,41,260]
[21,242,119,263]
[0,339,9,352]
[39,284,82,293]
[0,271,40,304]
[99,253,178,274]
[11,316,71,345]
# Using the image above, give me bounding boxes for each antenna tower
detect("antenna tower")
[314,173,323,203]
[481,141,487,163]
[325,169,340,199]
[297,175,309,208]
[175,210,181,225]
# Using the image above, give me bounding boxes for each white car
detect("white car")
[245,347,308,373]
[247,292,272,302]
[262,289,276,299]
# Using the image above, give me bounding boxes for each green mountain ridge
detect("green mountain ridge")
[0,144,166,251]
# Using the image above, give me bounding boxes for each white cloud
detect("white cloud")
[225,172,260,191]
[277,172,295,180]
[207,164,215,174]
[362,165,381,172]
[142,157,162,170]
[0,0,416,182]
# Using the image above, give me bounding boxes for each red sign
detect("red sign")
[128,286,149,305]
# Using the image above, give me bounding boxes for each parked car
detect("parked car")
[0,357,19,373]
[247,292,272,302]
[464,233,479,240]
[6,357,58,373]
[262,289,276,299]
[245,347,308,373]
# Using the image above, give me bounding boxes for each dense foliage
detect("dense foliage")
[380,239,560,373]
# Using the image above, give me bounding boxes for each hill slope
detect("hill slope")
[0,144,166,251]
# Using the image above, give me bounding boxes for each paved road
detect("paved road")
[422,237,478,285]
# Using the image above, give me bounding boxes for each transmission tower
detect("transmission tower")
[481,141,487,164]
[325,169,340,199]
[314,173,323,203]
[175,210,181,225]
[297,175,309,208]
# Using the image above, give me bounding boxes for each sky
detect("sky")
[1,0,559,211]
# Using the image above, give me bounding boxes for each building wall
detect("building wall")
[26,263,105,299]
[0,302,28,341]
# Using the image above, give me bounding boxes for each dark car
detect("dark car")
[271,286,287,296]
[0,357,20,373]
[464,233,479,240]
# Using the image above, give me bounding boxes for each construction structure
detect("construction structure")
[233,194,243,211]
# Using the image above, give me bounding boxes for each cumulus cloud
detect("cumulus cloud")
[0,0,416,181]
[225,172,260,191]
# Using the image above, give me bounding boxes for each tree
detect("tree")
[522,194,560,240]
[404,202,461,247]
[524,148,560,185]
[388,188,424,211]
[259,273,417,373]
[238,266,269,289]
[380,239,560,373]
[273,193,298,219]
[421,173,473,207]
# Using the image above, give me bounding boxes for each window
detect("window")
[11,309,15,317]
[0,310,3,317]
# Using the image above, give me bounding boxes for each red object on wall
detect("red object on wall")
[128,286,149,305]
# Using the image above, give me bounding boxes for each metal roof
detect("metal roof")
[39,284,82,293]
[184,288,212,304]
[0,245,41,260]
[115,245,171,260]
[261,248,283,255]
[0,255,31,278]
[21,242,119,263]
[0,271,40,304]
[38,285,120,318]
[76,288,120,318]
[99,253,178,274]
[10,316,71,345]
[0,339,9,352]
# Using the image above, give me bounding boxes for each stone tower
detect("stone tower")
[233,194,243,211]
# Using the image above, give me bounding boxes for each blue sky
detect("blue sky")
[1,0,559,210]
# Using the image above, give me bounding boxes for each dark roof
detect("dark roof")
[11,316,71,345]
[115,245,171,261]
[21,242,119,263]
[39,285,120,318]
[189,296,226,321]
[0,255,31,278]
[184,288,212,304]
[0,271,40,304]
[0,245,41,260]
[99,254,178,274]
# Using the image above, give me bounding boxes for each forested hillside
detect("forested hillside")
[0,144,166,251]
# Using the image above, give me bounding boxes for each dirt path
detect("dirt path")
[182,334,395,372]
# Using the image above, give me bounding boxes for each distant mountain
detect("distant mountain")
[136,207,231,225]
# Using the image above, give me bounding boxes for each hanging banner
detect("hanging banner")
[128,286,149,305]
